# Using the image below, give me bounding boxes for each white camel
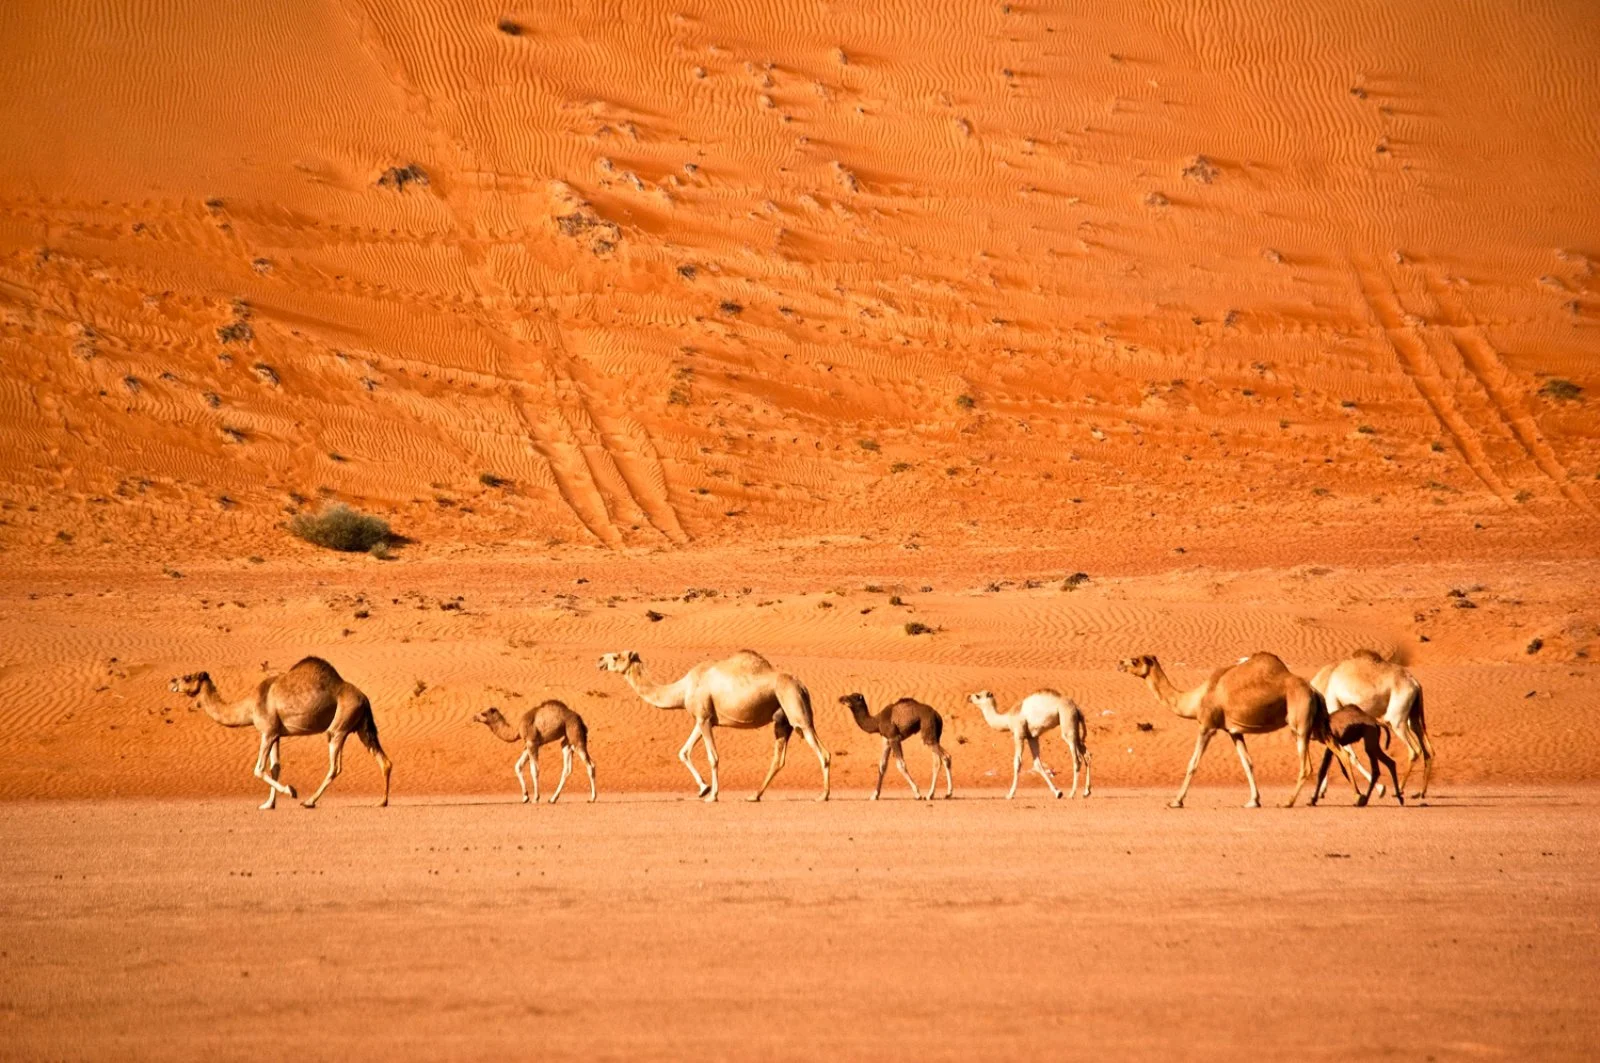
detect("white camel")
[968,689,1091,799]
[1312,649,1434,799]
[597,650,830,802]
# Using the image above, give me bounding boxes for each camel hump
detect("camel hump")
[1349,648,1385,662]
[723,649,775,673]
[287,656,343,682]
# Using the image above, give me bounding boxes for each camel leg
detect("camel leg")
[1354,744,1377,807]
[1171,729,1214,808]
[891,740,922,800]
[259,740,282,810]
[799,725,831,802]
[926,745,946,799]
[1067,745,1081,799]
[1279,731,1311,809]
[677,721,710,797]
[699,725,721,802]
[303,730,351,808]
[1028,735,1062,798]
[1007,734,1024,799]
[752,736,796,800]
[253,732,296,803]
[549,743,574,804]
[355,722,392,808]
[528,743,541,802]
[1396,720,1431,800]
[870,740,889,800]
[941,748,954,798]
[578,745,598,802]
[1374,745,1404,806]
[1310,748,1334,806]
[512,748,531,803]
[1082,751,1092,798]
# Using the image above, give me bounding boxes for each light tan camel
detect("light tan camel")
[473,702,596,804]
[597,650,830,802]
[1310,708,1403,807]
[839,693,953,800]
[1117,652,1325,808]
[1312,650,1433,799]
[968,690,1091,799]
[169,657,391,810]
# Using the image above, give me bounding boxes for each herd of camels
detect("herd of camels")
[169,647,1433,810]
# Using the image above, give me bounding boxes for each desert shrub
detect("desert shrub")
[955,393,976,410]
[496,17,522,35]
[290,504,390,553]
[890,462,912,473]
[479,472,510,488]
[904,621,934,636]
[1540,378,1581,401]
[377,164,428,191]
[1062,572,1090,590]
[858,439,879,451]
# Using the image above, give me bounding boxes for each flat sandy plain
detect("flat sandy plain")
[3,791,1598,1061]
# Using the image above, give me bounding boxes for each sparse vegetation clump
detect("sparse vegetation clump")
[1539,378,1581,402]
[858,438,880,451]
[955,393,976,410]
[377,164,428,191]
[904,621,934,636]
[1062,572,1090,590]
[890,461,912,473]
[479,472,510,488]
[290,503,390,553]
[496,17,522,35]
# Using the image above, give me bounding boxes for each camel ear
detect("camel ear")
[626,650,640,665]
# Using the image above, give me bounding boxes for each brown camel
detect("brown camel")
[839,693,953,800]
[473,703,597,803]
[1312,649,1434,799]
[597,650,830,802]
[1118,652,1326,808]
[1310,707,1403,807]
[169,657,391,810]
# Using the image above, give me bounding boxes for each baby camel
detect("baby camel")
[1311,708,1403,807]
[169,656,391,810]
[968,690,1091,799]
[840,693,953,800]
[473,703,597,804]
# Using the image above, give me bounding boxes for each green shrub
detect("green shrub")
[290,504,390,553]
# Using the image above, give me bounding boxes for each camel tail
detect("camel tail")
[925,709,944,746]
[572,713,590,749]
[1308,687,1331,744]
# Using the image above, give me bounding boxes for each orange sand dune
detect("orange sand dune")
[1,0,1597,568]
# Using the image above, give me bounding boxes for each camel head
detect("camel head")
[967,690,998,711]
[1117,655,1157,678]
[169,672,210,697]
[838,692,869,715]
[471,707,505,728]
[596,650,640,673]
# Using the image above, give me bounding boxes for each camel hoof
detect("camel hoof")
[1167,800,1185,809]
[548,796,559,804]
[285,785,299,799]
[868,793,879,801]
[1054,791,1064,800]
[521,795,530,804]
[258,800,276,811]
[696,784,711,798]
[377,799,388,808]
[702,793,718,803]
[815,793,829,803]
[746,792,762,802]
[301,799,317,809]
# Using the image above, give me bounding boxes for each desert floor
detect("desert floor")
[2,790,1598,1061]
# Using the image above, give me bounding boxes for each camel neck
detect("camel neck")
[976,704,1010,730]
[198,678,253,727]
[1146,664,1194,719]
[483,716,521,743]
[847,704,877,734]
[624,663,681,709]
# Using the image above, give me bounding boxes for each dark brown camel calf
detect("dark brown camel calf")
[1311,707,1402,807]
[840,693,954,800]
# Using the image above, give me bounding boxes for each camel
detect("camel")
[597,650,830,802]
[967,690,1091,799]
[473,702,596,804]
[169,657,391,810]
[839,693,953,800]
[1310,708,1403,807]
[1117,652,1325,808]
[1312,650,1434,799]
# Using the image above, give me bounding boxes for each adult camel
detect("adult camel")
[1118,652,1326,808]
[1312,650,1434,799]
[169,657,392,809]
[597,650,830,802]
